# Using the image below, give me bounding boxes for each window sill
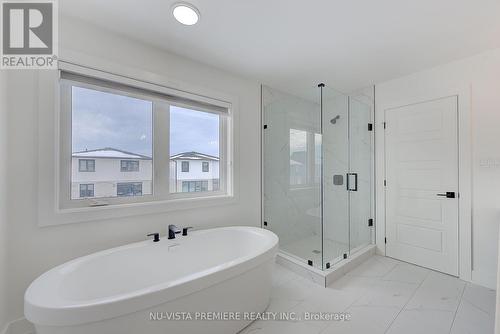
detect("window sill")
[39,194,236,227]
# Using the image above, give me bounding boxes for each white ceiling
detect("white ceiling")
[61,0,500,93]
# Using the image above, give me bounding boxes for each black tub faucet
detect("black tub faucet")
[147,233,160,242]
[182,227,193,236]
[168,225,181,239]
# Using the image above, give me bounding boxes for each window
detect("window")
[289,128,321,187]
[202,161,209,172]
[79,184,94,198]
[59,71,231,210]
[121,160,139,172]
[79,159,95,172]
[170,106,221,194]
[182,180,208,193]
[290,129,307,185]
[117,182,143,197]
[69,83,153,200]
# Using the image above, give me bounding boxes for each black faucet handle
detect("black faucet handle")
[147,233,160,242]
[182,227,194,236]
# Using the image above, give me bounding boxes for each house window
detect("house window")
[182,180,208,193]
[202,161,209,172]
[117,182,143,197]
[79,184,94,198]
[213,179,219,191]
[121,160,139,172]
[59,71,231,210]
[78,159,95,172]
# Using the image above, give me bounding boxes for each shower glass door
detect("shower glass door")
[321,86,350,268]
[348,95,373,254]
[262,85,323,270]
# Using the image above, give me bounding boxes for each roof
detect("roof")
[170,151,219,161]
[72,148,152,160]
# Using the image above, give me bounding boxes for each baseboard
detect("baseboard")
[471,269,497,290]
[2,318,34,334]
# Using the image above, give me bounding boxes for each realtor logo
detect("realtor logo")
[1,0,58,69]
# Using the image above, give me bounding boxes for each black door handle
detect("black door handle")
[346,173,358,192]
[437,192,456,198]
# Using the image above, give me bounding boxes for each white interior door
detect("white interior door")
[385,96,459,276]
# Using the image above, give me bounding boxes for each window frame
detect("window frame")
[78,159,95,172]
[117,182,143,197]
[202,161,209,172]
[182,180,209,193]
[288,124,322,191]
[58,70,232,210]
[120,160,140,172]
[79,183,94,198]
[181,161,190,172]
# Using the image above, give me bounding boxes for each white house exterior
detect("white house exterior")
[71,148,219,199]
[169,152,220,193]
[71,148,153,199]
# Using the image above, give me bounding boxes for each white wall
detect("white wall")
[0,71,9,331]
[3,16,261,324]
[375,48,500,289]
[175,160,219,181]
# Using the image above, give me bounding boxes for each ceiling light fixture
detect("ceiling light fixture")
[172,2,200,26]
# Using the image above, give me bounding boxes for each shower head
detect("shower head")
[330,115,340,124]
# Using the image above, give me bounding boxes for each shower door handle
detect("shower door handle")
[346,173,358,191]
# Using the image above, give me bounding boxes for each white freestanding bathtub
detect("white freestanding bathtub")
[25,226,278,334]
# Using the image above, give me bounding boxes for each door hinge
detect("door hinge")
[368,123,373,131]
[368,218,374,227]
[384,180,387,187]
[263,221,268,227]
[383,122,386,129]
[384,237,387,244]
[263,124,268,129]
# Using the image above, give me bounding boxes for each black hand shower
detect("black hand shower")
[330,115,340,124]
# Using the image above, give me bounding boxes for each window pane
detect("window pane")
[117,182,143,197]
[121,160,139,172]
[79,159,95,172]
[314,134,322,184]
[290,129,308,186]
[79,184,94,198]
[71,86,153,200]
[170,106,220,194]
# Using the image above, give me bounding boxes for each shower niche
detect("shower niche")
[262,84,375,283]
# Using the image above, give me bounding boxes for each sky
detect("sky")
[72,86,220,157]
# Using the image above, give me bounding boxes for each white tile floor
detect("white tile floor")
[240,255,497,334]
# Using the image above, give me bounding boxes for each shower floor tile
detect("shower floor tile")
[280,235,348,267]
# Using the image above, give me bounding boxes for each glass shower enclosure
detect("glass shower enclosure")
[262,84,374,271]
